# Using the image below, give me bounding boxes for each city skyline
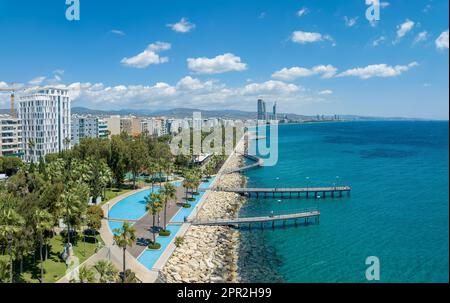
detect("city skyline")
[0,0,449,119]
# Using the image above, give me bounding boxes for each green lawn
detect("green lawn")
[18,233,103,283]
[102,188,132,205]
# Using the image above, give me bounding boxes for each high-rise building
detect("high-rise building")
[71,115,109,145]
[0,114,22,157]
[257,99,267,121]
[18,88,71,162]
[272,102,278,121]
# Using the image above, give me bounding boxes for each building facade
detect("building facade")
[0,115,22,157]
[71,115,109,145]
[18,88,71,162]
[257,99,267,121]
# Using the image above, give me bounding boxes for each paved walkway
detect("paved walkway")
[128,186,187,258]
[58,134,246,283]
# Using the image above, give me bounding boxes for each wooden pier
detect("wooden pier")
[213,186,351,199]
[189,209,320,229]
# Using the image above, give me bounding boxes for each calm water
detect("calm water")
[238,121,449,283]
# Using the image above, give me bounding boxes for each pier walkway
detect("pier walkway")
[189,209,320,228]
[211,186,351,199]
[223,153,264,174]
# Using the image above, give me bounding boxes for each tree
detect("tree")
[93,260,118,283]
[0,156,22,177]
[147,160,158,193]
[58,182,89,245]
[113,222,136,283]
[109,136,128,188]
[86,158,111,203]
[86,205,103,242]
[0,206,24,283]
[77,265,96,283]
[128,138,148,189]
[145,193,163,243]
[161,183,176,232]
[33,209,53,283]
[0,258,10,283]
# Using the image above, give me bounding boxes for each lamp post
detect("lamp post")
[335,176,340,190]
[306,177,310,190]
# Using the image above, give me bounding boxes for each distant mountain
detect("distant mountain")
[71,106,263,119]
[1,106,432,121]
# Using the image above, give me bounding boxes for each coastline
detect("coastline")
[161,136,248,283]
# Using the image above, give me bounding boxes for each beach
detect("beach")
[161,137,248,283]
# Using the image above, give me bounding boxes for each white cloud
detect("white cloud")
[1,77,312,112]
[372,36,386,46]
[242,80,301,95]
[111,30,125,36]
[297,7,309,17]
[380,2,390,8]
[272,65,337,81]
[167,17,196,33]
[291,31,335,45]
[423,4,432,13]
[435,30,449,50]
[344,16,358,27]
[396,19,415,40]
[318,90,333,95]
[187,53,247,74]
[121,42,171,68]
[338,62,418,79]
[29,76,46,86]
[414,31,429,44]
[0,81,9,89]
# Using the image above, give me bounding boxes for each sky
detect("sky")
[0,0,448,119]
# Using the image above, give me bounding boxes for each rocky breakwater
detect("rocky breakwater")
[161,149,247,283]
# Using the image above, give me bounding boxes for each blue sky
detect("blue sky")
[0,0,448,119]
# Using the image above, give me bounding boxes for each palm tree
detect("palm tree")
[147,160,158,193]
[78,266,96,283]
[0,208,24,283]
[93,260,118,283]
[28,139,36,163]
[161,183,176,232]
[113,222,136,283]
[33,209,53,283]
[63,137,71,152]
[145,193,163,243]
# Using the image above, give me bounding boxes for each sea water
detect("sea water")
[238,121,449,283]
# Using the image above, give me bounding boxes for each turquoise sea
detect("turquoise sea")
[238,121,449,283]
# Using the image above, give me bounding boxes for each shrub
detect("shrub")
[174,237,185,247]
[159,230,171,237]
[148,242,161,250]
[183,203,192,208]
[187,197,196,202]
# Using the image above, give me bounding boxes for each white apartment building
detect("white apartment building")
[0,115,22,157]
[141,118,167,137]
[18,88,71,162]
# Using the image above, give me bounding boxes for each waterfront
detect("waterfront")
[238,121,449,283]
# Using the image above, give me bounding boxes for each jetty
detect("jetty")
[189,209,320,229]
[212,186,351,199]
[223,153,264,174]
